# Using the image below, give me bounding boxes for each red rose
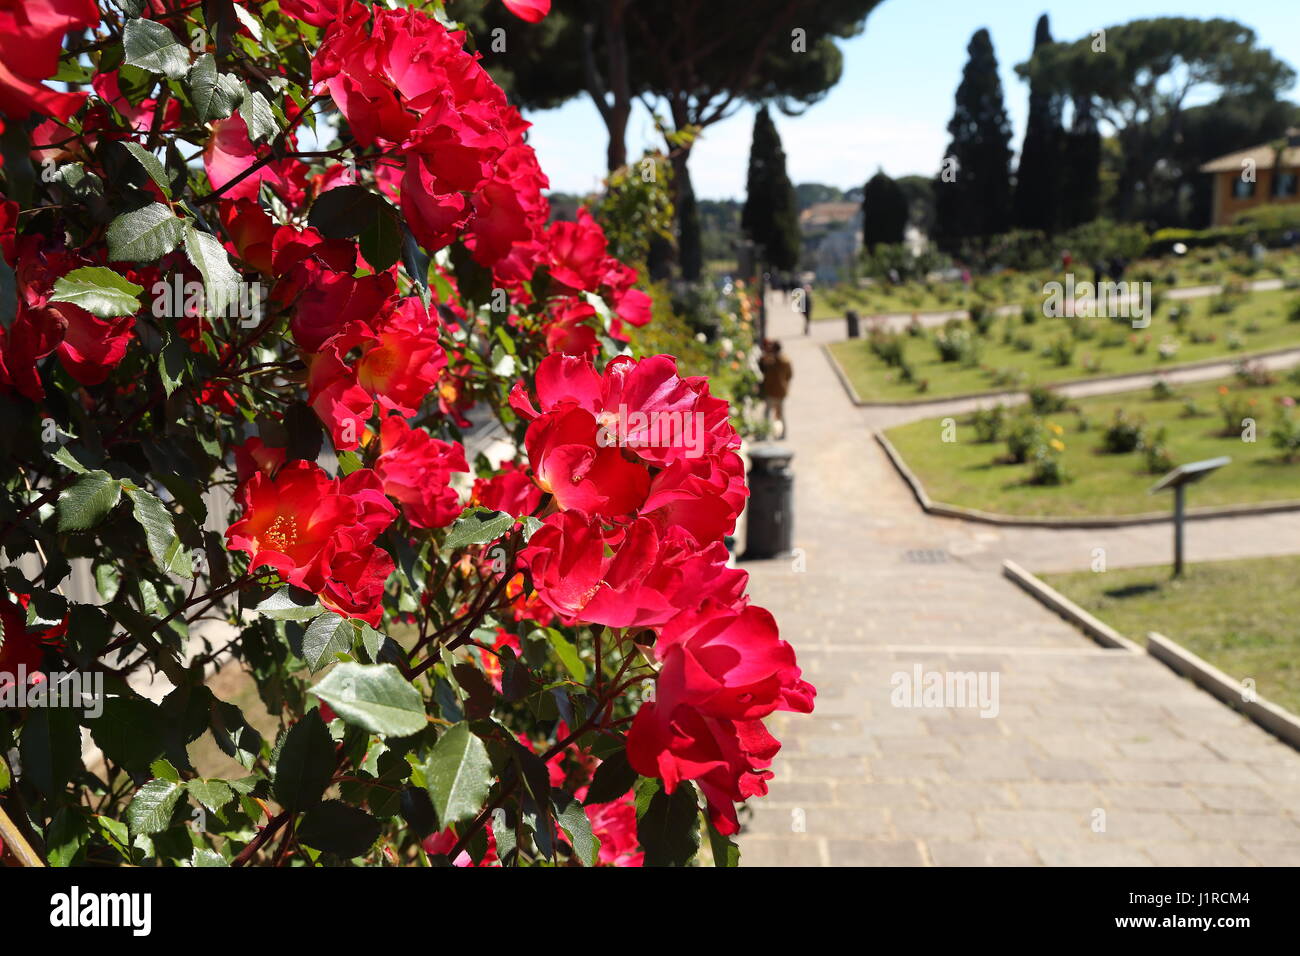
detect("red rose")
[374,416,468,530]
[0,0,99,120]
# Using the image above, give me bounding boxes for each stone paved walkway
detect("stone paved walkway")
[735,294,1300,866]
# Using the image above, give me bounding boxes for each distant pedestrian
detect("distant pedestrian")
[759,340,793,438]
[798,283,814,335]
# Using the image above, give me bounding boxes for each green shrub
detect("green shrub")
[971,404,1006,443]
[1102,408,1145,454]
[1028,384,1068,415]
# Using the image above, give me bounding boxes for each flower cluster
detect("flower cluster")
[514,353,815,834]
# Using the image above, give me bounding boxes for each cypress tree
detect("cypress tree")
[741,106,802,272]
[934,28,1014,249]
[861,169,909,250]
[1012,14,1064,233]
[1059,94,1102,228]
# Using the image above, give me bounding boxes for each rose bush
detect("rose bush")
[0,0,811,867]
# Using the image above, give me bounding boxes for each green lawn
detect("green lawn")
[819,249,1300,321]
[1042,555,1300,716]
[832,287,1300,403]
[883,375,1300,518]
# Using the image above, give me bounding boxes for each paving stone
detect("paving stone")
[826,840,925,866]
[1144,843,1256,866]
[927,841,1039,867]
[736,837,825,867]
[1033,842,1154,866]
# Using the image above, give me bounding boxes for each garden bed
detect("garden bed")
[881,375,1300,518]
[830,287,1300,403]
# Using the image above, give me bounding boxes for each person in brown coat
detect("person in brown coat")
[758,339,793,439]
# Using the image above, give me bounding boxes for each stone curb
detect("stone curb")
[1147,631,1300,752]
[1000,561,1143,653]
[874,429,1300,529]
[824,340,1300,409]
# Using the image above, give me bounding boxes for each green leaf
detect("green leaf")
[423,722,492,828]
[297,800,381,858]
[107,203,184,263]
[583,748,638,805]
[191,848,228,867]
[445,507,514,549]
[542,628,585,683]
[127,778,184,834]
[159,332,189,397]
[117,142,171,198]
[183,224,242,316]
[187,53,244,123]
[123,483,194,579]
[89,697,166,773]
[20,707,83,798]
[123,18,190,79]
[46,808,91,867]
[0,256,16,331]
[150,757,181,783]
[272,709,335,812]
[553,789,600,866]
[254,586,321,621]
[53,446,89,474]
[57,470,122,531]
[359,201,402,272]
[313,663,427,738]
[300,612,355,674]
[49,266,144,317]
[186,779,235,813]
[240,90,278,143]
[636,779,700,867]
[705,813,741,867]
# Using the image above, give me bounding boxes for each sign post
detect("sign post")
[1149,456,1231,578]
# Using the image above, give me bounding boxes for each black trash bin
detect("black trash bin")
[742,444,794,560]
[846,309,861,338]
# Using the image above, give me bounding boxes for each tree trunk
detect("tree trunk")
[671,146,702,281]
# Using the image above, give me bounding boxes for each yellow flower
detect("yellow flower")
[1049,439,1065,452]
[1047,422,1064,435]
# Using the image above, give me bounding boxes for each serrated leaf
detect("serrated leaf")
[57,470,122,531]
[123,18,190,79]
[445,508,514,549]
[53,446,89,474]
[107,203,184,263]
[240,89,278,143]
[583,748,638,805]
[89,697,166,773]
[272,709,335,812]
[191,847,228,867]
[187,53,244,123]
[301,612,355,674]
[20,706,83,798]
[49,266,144,318]
[186,779,235,813]
[297,800,381,858]
[636,780,700,867]
[183,225,241,316]
[423,722,492,829]
[313,663,426,738]
[127,778,184,834]
[254,586,322,621]
[118,142,171,198]
[553,789,600,866]
[123,483,193,579]
[359,202,402,272]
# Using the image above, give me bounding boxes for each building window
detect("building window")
[1274,172,1299,197]
[1232,178,1257,199]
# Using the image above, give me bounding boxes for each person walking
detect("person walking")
[758,339,793,438]
[799,282,814,335]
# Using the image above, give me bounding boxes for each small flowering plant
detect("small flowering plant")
[0,0,812,868]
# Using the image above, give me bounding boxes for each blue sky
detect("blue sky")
[523,0,1300,200]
